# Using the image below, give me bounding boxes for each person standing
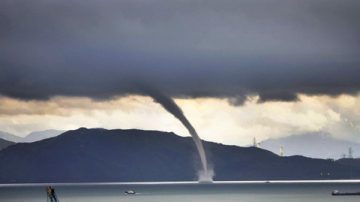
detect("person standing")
[46,186,58,202]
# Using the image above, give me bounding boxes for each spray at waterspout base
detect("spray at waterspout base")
[198,169,214,183]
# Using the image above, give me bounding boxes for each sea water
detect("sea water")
[0,181,360,202]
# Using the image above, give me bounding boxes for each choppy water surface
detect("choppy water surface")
[1,181,360,202]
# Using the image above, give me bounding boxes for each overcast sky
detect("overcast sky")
[1,0,360,145]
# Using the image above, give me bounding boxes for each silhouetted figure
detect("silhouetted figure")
[46,186,58,202]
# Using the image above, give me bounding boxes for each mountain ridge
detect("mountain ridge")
[0,138,14,151]
[0,131,23,143]
[21,129,65,143]
[260,132,360,159]
[0,130,64,143]
[0,128,359,183]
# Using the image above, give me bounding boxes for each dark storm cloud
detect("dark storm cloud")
[1,0,360,102]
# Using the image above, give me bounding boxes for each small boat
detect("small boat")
[332,190,360,196]
[125,190,136,195]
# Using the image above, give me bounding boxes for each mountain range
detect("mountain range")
[0,130,64,143]
[260,132,360,159]
[0,138,14,151]
[0,128,359,183]
[0,131,23,143]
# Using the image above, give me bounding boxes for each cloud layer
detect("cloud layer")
[1,94,359,146]
[1,0,360,101]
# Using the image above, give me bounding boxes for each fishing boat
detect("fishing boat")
[125,190,136,195]
[332,190,360,196]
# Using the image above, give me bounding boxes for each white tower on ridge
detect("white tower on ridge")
[348,147,353,158]
[280,146,284,157]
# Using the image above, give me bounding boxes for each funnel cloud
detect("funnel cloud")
[143,87,213,181]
